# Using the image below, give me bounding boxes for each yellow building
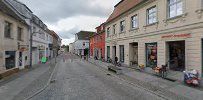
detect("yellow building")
[105,0,203,77]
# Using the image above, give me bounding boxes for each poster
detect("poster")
[146,43,157,68]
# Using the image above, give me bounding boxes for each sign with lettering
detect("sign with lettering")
[162,33,191,39]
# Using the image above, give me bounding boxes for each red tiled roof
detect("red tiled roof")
[106,0,145,23]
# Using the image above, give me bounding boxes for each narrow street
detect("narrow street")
[30,53,164,100]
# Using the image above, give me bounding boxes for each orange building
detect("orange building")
[90,23,105,60]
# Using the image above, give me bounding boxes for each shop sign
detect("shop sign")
[19,47,28,52]
[38,45,45,50]
[161,33,191,39]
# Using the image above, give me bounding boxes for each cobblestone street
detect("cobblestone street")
[28,54,164,100]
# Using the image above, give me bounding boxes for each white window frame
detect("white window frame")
[113,24,116,34]
[168,0,183,18]
[107,27,110,37]
[120,20,125,33]
[131,15,138,29]
[147,6,157,25]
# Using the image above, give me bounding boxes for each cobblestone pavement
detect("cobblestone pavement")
[88,58,203,100]
[0,56,60,100]
[31,54,165,100]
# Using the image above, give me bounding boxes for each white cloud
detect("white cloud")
[18,0,121,45]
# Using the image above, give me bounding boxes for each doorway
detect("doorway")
[202,39,203,77]
[112,46,116,61]
[129,43,138,66]
[167,41,185,71]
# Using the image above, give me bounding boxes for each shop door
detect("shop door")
[202,39,203,77]
[112,46,116,61]
[5,51,16,69]
[168,41,185,71]
[146,43,157,68]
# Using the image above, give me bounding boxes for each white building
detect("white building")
[73,31,94,56]
[4,0,54,66]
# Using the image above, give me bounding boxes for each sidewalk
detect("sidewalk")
[0,58,57,100]
[88,58,203,100]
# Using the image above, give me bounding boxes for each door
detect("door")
[202,39,203,77]
[19,52,22,66]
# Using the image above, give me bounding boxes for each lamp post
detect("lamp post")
[29,29,41,68]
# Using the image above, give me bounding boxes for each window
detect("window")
[168,0,183,18]
[17,27,23,41]
[107,27,110,37]
[131,15,138,29]
[113,24,116,34]
[33,27,37,36]
[147,6,157,24]
[120,20,125,32]
[4,21,12,38]
[146,43,157,68]
[119,45,124,62]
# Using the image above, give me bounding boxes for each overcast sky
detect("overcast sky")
[18,0,120,45]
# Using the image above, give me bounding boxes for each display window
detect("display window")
[146,43,157,68]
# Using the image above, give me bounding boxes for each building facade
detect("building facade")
[74,31,95,56]
[90,23,105,60]
[105,0,203,77]
[0,0,30,70]
[69,43,74,53]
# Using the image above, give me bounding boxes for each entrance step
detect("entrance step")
[0,68,19,79]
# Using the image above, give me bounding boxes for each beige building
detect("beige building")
[105,0,203,77]
[0,1,29,71]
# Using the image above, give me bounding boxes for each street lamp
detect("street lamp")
[29,30,41,68]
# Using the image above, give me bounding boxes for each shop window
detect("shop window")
[168,0,183,18]
[146,43,157,68]
[119,45,125,62]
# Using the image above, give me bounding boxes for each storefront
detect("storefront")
[146,43,157,68]
[167,41,185,71]
[5,51,16,69]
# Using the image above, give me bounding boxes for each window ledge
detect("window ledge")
[166,13,187,21]
[5,37,14,40]
[144,22,159,27]
[119,31,126,34]
[129,28,139,32]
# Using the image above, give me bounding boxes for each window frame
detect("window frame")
[147,6,157,25]
[107,27,110,37]
[17,27,23,41]
[113,24,116,34]
[120,20,125,33]
[167,0,184,18]
[4,21,12,38]
[131,15,138,29]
